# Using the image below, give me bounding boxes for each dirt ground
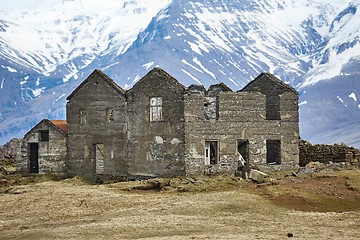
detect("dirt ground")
[1,169,360,240]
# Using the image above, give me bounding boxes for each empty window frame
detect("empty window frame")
[150,97,163,122]
[266,95,281,120]
[39,130,49,141]
[107,108,114,123]
[266,140,281,165]
[204,96,219,120]
[80,109,87,124]
[205,140,219,165]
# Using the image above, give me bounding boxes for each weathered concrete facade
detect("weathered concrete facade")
[183,73,299,175]
[66,70,128,179]
[18,68,299,178]
[126,69,186,178]
[16,119,67,174]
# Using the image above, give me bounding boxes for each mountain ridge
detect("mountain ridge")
[1,0,360,148]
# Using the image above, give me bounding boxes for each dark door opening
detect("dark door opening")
[237,140,249,178]
[266,140,281,164]
[29,143,39,173]
[237,140,249,165]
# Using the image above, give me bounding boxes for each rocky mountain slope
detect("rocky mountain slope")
[1,0,360,147]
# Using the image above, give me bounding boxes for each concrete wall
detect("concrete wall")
[66,71,128,179]
[126,69,186,178]
[184,91,268,175]
[16,121,66,174]
[184,76,299,175]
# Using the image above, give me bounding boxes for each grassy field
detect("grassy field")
[1,169,360,239]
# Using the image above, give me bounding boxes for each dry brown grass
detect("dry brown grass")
[1,170,360,239]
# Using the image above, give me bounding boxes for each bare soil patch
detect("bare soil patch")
[1,170,360,239]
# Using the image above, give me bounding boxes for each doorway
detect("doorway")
[29,143,39,173]
[237,140,249,166]
[237,140,249,178]
[94,144,105,174]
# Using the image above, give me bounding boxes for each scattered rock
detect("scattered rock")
[249,169,268,183]
[0,138,20,160]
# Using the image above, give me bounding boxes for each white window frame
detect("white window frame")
[80,109,87,124]
[150,97,163,122]
[205,140,219,165]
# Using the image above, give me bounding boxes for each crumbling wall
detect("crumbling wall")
[299,140,360,166]
[184,79,299,175]
[185,91,267,175]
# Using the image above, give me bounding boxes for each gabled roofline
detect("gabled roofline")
[24,119,67,139]
[208,82,233,92]
[187,84,206,93]
[240,72,297,93]
[127,67,186,93]
[66,69,126,101]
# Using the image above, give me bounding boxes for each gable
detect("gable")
[240,72,297,95]
[208,82,233,96]
[66,69,126,101]
[24,119,67,140]
[128,67,185,94]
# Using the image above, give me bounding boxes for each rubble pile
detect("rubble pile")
[299,140,360,167]
[0,139,20,162]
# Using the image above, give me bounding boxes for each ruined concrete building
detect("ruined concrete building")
[17,68,299,179]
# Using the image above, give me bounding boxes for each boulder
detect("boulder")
[249,169,268,183]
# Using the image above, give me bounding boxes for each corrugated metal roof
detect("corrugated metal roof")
[50,120,67,133]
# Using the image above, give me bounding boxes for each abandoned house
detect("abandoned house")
[17,67,299,179]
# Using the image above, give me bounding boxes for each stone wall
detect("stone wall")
[299,140,360,166]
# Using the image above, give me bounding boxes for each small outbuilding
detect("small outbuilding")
[16,119,67,174]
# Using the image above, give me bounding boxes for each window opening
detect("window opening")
[204,96,219,120]
[107,108,114,123]
[150,97,163,121]
[80,109,87,124]
[266,95,280,120]
[266,140,281,164]
[205,141,219,164]
[39,130,49,141]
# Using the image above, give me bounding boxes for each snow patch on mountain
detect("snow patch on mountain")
[0,0,172,77]
[1,0,360,149]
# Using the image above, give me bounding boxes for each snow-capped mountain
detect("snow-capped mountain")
[1,0,360,148]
